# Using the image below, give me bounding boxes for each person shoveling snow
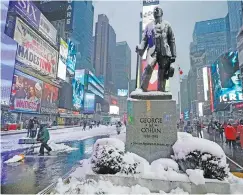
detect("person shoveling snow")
[37,124,52,156]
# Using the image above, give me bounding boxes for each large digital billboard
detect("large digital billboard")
[210,51,242,111]
[1,0,17,106]
[10,70,43,113]
[141,60,170,91]
[84,93,95,114]
[72,78,84,111]
[12,17,58,80]
[117,89,128,97]
[41,83,59,114]
[109,105,119,115]
[202,67,209,101]
[66,39,76,75]
[57,38,68,80]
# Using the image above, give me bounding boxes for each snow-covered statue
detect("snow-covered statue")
[136,6,176,92]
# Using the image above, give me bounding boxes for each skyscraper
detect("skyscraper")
[114,41,131,91]
[227,1,243,50]
[192,15,230,64]
[93,14,116,91]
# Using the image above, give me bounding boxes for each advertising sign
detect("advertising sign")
[6,0,57,45]
[237,27,243,67]
[211,51,242,111]
[41,83,58,114]
[184,110,189,120]
[190,50,206,68]
[109,105,119,115]
[39,14,57,45]
[75,69,85,85]
[66,39,76,75]
[84,93,95,114]
[1,0,17,106]
[8,0,41,29]
[65,0,74,31]
[10,70,43,113]
[117,89,128,97]
[57,38,68,80]
[202,67,209,101]
[141,60,170,91]
[14,17,58,79]
[72,78,84,111]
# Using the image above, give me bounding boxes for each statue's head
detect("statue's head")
[153,7,163,20]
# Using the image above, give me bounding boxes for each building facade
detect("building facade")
[227,0,243,50]
[114,41,131,92]
[93,14,116,92]
[192,16,230,65]
[180,75,190,113]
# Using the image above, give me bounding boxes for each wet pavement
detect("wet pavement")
[202,129,243,172]
[1,135,108,194]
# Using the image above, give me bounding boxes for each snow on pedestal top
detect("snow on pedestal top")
[130,88,172,96]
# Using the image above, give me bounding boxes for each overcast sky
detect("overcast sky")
[93,1,228,102]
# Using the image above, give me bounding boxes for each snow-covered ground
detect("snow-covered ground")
[1,125,123,153]
[53,136,243,194]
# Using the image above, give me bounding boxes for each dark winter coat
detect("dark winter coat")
[28,119,34,129]
[39,127,50,143]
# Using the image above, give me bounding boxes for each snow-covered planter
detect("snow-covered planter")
[91,144,124,174]
[173,133,229,180]
[91,138,139,175]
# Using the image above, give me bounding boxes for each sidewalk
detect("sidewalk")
[0,125,80,136]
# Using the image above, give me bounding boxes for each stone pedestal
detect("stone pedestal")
[126,95,177,163]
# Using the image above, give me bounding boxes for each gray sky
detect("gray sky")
[93,1,228,102]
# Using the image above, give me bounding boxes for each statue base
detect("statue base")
[130,89,172,100]
[126,93,177,163]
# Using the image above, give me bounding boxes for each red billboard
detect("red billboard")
[10,70,43,113]
[141,60,158,91]
[41,83,59,114]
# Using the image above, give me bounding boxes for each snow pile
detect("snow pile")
[93,138,125,151]
[167,187,189,194]
[177,132,193,141]
[33,142,78,154]
[226,173,243,194]
[186,169,205,185]
[131,88,172,97]
[53,178,151,194]
[53,177,192,194]
[151,158,179,172]
[4,155,24,164]
[173,134,225,160]
[173,133,229,180]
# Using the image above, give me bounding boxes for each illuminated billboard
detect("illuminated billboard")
[117,89,128,97]
[202,67,209,101]
[57,38,68,80]
[72,78,84,111]
[84,93,95,114]
[109,105,119,115]
[210,51,242,111]
[66,39,76,75]
[10,70,43,113]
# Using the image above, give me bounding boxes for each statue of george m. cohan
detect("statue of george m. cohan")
[136,6,176,92]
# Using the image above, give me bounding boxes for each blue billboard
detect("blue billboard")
[66,39,76,75]
[72,78,84,111]
[84,93,95,114]
[1,0,17,106]
[210,51,242,111]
